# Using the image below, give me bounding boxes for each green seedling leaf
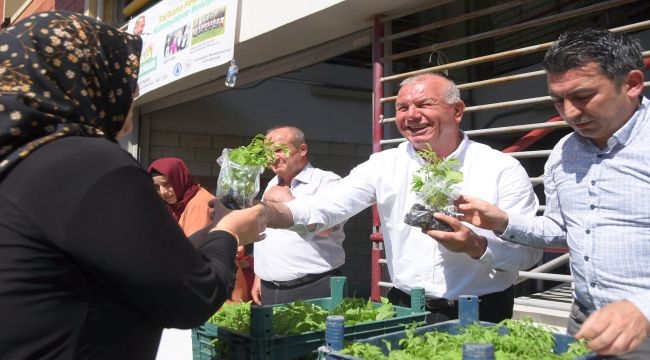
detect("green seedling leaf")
[228,134,288,167]
[410,145,463,209]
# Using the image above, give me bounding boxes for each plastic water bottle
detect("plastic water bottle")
[325,315,345,357]
[225,59,238,87]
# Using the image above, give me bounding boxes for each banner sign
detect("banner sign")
[127,0,237,96]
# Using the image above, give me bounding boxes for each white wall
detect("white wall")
[239,0,343,42]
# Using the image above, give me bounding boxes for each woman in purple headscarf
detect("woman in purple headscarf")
[148,157,216,236]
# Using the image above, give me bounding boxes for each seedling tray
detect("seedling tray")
[321,295,602,360]
[192,276,428,360]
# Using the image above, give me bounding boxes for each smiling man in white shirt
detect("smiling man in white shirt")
[263,73,543,324]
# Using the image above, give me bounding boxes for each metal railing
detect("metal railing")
[369,2,650,308]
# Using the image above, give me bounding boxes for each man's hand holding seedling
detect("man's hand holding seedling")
[425,211,488,259]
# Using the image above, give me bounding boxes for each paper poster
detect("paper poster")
[127,0,237,96]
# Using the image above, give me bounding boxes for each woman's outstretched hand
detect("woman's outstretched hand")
[209,199,266,246]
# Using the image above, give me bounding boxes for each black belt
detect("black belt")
[426,286,513,309]
[394,286,513,309]
[262,267,343,289]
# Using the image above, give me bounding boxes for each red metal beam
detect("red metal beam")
[370,16,385,300]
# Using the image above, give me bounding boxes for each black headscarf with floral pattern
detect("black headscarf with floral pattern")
[0,10,142,178]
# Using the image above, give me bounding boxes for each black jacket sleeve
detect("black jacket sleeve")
[9,138,238,329]
[61,165,237,328]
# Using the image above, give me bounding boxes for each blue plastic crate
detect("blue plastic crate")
[321,295,603,360]
[191,276,429,360]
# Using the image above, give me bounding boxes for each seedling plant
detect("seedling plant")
[403,145,463,231]
[216,134,287,209]
[206,297,399,357]
[339,317,592,359]
[207,297,397,335]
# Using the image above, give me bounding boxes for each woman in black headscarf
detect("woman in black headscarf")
[0,10,265,359]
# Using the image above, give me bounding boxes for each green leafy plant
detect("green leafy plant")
[228,134,284,167]
[404,145,463,230]
[410,146,463,210]
[207,296,398,335]
[216,134,288,209]
[340,318,592,359]
[330,297,397,325]
[205,297,418,359]
[207,301,252,333]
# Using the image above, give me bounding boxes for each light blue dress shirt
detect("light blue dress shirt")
[505,96,650,321]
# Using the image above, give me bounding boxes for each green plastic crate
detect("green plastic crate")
[191,276,428,360]
[321,295,601,360]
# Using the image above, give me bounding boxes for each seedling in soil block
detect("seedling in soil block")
[404,145,463,231]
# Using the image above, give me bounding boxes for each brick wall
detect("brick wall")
[147,130,375,298]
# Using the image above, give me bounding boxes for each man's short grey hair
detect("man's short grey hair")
[399,72,461,104]
[266,125,305,147]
